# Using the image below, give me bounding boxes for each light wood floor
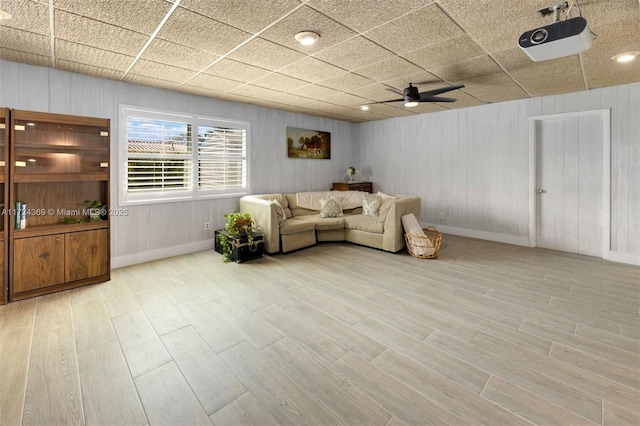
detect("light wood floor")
[0,235,639,426]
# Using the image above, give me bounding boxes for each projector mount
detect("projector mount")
[538,2,569,22]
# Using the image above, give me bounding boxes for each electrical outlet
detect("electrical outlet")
[204,222,211,230]
[439,212,444,220]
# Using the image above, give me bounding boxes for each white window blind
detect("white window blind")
[121,106,250,205]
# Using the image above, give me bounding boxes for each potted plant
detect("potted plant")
[219,211,258,262]
[82,200,107,222]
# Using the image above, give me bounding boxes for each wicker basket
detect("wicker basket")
[405,226,442,259]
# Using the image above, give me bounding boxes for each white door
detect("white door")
[536,114,603,256]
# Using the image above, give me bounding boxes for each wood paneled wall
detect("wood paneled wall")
[0,60,356,267]
[355,82,640,259]
[1,60,636,264]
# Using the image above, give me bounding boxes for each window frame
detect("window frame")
[119,105,251,206]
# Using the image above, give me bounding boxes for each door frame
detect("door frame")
[528,109,611,259]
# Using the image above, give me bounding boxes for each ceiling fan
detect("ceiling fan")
[372,83,465,108]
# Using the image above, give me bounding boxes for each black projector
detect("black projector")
[519,16,593,61]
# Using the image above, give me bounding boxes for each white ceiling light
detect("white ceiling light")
[611,51,639,63]
[404,101,419,108]
[360,105,370,111]
[0,9,11,20]
[294,31,320,46]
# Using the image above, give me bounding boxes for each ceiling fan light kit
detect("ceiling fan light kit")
[370,82,465,108]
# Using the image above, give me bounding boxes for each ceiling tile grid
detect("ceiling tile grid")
[0,0,637,122]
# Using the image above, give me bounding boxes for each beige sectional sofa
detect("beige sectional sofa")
[239,190,421,254]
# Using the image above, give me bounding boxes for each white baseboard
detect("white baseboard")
[606,251,640,266]
[111,240,214,269]
[424,223,531,247]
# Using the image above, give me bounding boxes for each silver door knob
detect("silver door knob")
[537,189,547,194]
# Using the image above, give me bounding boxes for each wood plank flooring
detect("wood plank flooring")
[0,235,638,425]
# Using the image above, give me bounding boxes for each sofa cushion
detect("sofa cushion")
[345,215,384,234]
[376,200,394,223]
[320,198,343,218]
[362,193,382,216]
[279,219,316,236]
[295,214,346,231]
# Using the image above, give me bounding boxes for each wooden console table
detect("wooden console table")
[332,181,373,193]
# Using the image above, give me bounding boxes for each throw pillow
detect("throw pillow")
[270,199,286,226]
[377,191,398,203]
[362,193,382,216]
[319,198,343,218]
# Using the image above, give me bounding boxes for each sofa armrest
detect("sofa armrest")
[239,196,280,254]
[382,196,421,252]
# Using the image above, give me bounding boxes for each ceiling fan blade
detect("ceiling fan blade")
[421,96,457,103]
[376,98,404,104]
[385,87,404,96]
[420,84,465,97]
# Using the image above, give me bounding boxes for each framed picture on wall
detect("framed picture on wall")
[286,126,331,159]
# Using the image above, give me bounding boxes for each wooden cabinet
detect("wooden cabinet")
[332,181,373,193]
[13,234,65,293]
[9,110,110,301]
[65,229,108,282]
[0,108,8,305]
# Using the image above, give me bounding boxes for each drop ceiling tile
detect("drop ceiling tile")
[494,48,585,96]
[259,5,358,53]
[181,85,226,98]
[228,37,305,70]
[403,35,486,70]
[180,0,301,33]
[157,7,251,55]
[230,84,283,100]
[582,18,640,89]
[142,39,220,71]
[349,83,404,102]
[437,91,486,109]
[459,72,530,103]
[0,48,50,67]
[437,0,552,54]
[56,40,134,72]
[318,72,375,92]
[289,84,342,100]
[205,59,272,83]
[577,0,640,28]
[0,0,49,35]
[125,74,181,91]
[0,27,50,56]
[382,71,443,91]
[354,56,424,83]
[54,0,172,34]
[186,73,245,92]
[252,72,310,92]
[314,36,395,71]
[325,92,371,108]
[364,3,464,54]
[55,10,148,56]
[57,60,124,80]
[128,59,195,83]
[431,55,504,82]
[279,57,345,83]
[308,0,432,33]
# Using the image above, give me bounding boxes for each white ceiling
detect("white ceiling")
[0,0,638,122]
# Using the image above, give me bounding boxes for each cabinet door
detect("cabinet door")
[13,235,65,293]
[65,229,108,282]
